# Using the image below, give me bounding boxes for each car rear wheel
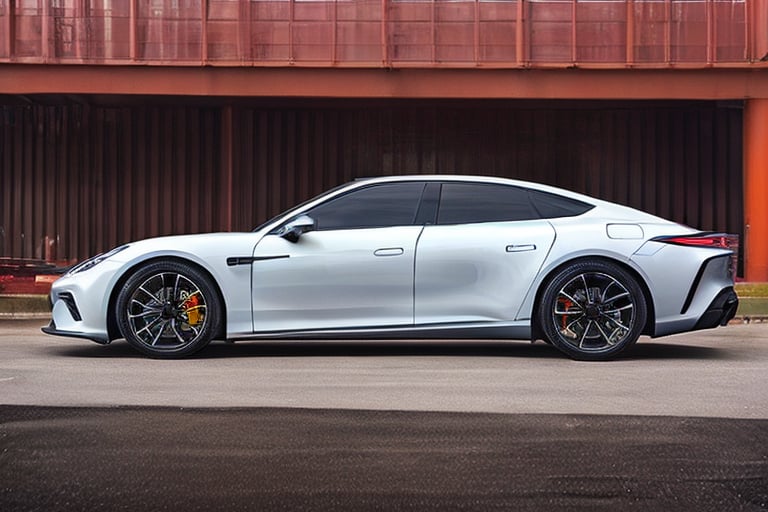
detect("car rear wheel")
[538,259,647,361]
[116,260,221,358]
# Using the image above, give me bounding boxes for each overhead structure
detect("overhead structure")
[1,0,767,280]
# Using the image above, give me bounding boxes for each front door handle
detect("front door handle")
[506,244,536,253]
[374,248,404,257]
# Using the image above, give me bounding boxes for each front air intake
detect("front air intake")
[58,292,82,322]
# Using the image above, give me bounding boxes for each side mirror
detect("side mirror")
[278,215,316,243]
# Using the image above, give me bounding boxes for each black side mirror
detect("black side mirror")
[278,215,316,243]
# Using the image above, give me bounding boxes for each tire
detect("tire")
[116,260,222,358]
[538,259,647,361]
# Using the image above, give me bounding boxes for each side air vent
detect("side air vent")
[58,292,82,321]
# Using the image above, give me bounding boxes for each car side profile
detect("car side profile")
[43,175,739,360]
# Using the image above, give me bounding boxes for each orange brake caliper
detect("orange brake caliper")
[183,294,202,326]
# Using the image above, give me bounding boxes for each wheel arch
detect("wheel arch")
[530,255,655,341]
[106,256,228,342]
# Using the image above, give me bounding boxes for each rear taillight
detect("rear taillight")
[656,233,739,278]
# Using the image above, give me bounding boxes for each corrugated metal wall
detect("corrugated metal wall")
[1,103,225,261]
[0,99,743,273]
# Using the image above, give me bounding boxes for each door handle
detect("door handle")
[374,248,404,257]
[506,244,536,253]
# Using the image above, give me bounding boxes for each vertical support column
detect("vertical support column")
[664,0,671,64]
[220,105,234,232]
[744,98,768,282]
[751,0,768,62]
[570,0,576,64]
[41,0,51,61]
[706,0,714,65]
[4,0,14,58]
[130,0,138,61]
[201,0,208,63]
[430,0,436,63]
[515,0,524,65]
[381,0,388,66]
[626,0,634,65]
[473,0,479,64]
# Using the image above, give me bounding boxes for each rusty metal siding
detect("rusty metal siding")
[0,1,759,68]
[0,100,744,273]
[0,103,224,261]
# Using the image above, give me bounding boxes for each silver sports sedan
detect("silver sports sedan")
[43,175,739,360]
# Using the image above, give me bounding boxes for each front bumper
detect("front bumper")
[41,259,123,344]
[41,320,110,344]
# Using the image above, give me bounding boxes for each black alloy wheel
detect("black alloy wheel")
[539,259,647,361]
[116,260,221,358]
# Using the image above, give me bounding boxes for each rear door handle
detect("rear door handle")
[374,248,404,257]
[506,244,536,253]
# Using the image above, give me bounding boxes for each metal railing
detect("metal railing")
[0,1,764,68]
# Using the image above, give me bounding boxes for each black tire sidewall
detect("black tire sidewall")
[116,260,221,358]
[538,260,647,361]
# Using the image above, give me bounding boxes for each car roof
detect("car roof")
[351,174,593,202]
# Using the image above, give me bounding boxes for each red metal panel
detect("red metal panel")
[0,0,759,68]
[576,0,627,63]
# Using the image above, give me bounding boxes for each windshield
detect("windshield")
[251,182,352,232]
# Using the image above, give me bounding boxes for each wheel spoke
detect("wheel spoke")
[604,292,629,304]
[579,320,593,349]
[172,273,181,301]
[594,321,615,346]
[150,320,167,346]
[136,315,163,338]
[580,274,589,296]
[600,313,630,331]
[138,285,162,304]
[602,304,634,315]
[128,309,161,320]
[170,320,188,344]
[558,290,583,306]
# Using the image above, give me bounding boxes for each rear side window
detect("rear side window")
[437,183,539,224]
[307,182,425,230]
[528,189,594,219]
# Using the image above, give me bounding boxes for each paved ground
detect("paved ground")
[1,320,768,418]
[2,321,768,510]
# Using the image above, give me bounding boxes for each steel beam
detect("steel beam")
[2,65,768,100]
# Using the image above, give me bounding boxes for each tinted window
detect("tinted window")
[528,189,594,219]
[437,183,539,224]
[307,182,425,230]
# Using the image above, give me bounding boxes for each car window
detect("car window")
[528,189,594,218]
[437,183,539,224]
[307,182,426,230]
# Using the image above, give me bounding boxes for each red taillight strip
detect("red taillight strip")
[654,232,740,279]
[655,233,739,250]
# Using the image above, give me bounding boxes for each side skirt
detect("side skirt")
[227,322,532,342]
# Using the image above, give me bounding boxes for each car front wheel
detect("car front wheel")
[538,260,647,361]
[116,260,221,358]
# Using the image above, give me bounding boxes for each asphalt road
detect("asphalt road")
[1,320,768,417]
[2,321,768,511]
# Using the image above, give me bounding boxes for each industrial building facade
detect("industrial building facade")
[1,0,767,280]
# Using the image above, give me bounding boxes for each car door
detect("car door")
[415,182,556,324]
[251,182,426,332]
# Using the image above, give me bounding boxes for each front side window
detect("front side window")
[307,182,426,230]
[437,183,539,225]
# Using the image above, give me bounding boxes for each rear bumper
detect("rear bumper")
[694,287,739,331]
